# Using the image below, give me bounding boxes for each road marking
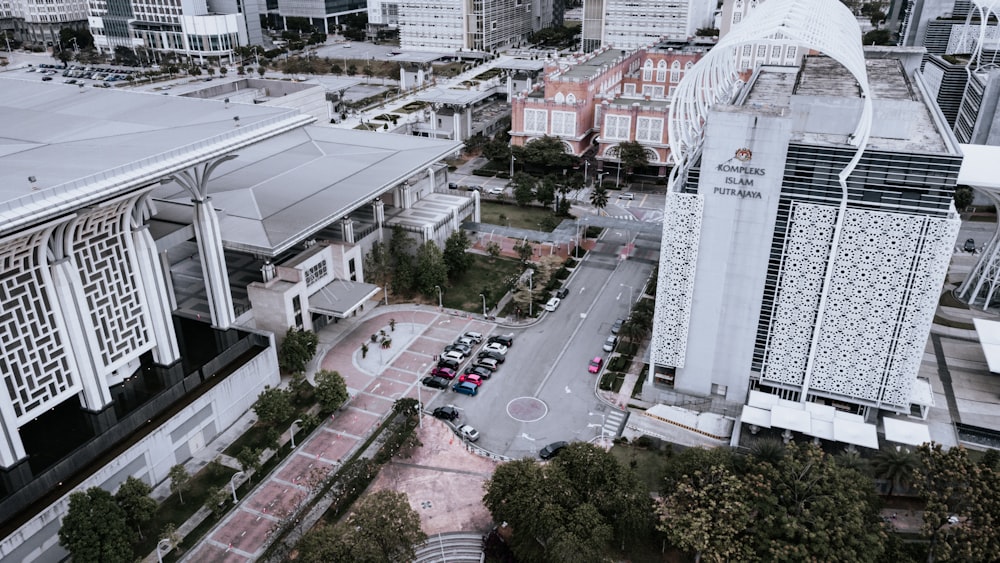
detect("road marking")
[521,433,536,441]
[565,386,572,394]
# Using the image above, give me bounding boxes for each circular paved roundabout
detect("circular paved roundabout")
[506,397,548,423]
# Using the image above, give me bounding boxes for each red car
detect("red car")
[458,373,484,387]
[588,357,603,374]
[430,366,457,380]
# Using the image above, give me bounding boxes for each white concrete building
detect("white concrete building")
[0,0,88,46]
[719,0,802,70]
[399,0,554,52]
[582,0,715,52]
[648,0,961,449]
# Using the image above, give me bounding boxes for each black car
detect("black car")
[445,342,472,356]
[422,376,451,390]
[539,441,568,460]
[965,238,977,252]
[464,365,493,380]
[555,287,569,299]
[432,406,460,420]
[611,319,625,335]
[488,334,514,347]
[438,357,461,371]
[448,182,459,189]
[477,349,506,364]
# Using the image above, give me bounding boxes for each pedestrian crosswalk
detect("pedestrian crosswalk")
[602,409,628,438]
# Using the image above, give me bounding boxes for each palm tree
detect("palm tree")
[836,450,870,475]
[749,438,785,466]
[618,319,647,349]
[629,308,654,333]
[872,446,918,497]
[590,185,609,215]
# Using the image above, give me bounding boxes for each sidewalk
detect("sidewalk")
[167,306,500,562]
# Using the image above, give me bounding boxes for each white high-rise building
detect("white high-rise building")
[399,0,555,52]
[648,0,960,449]
[582,0,715,52]
[719,0,802,70]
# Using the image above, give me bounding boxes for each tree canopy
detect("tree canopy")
[414,240,448,296]
[253,385,295,426]
[114,476,157,539]
[279,328,319,373]
[443,230,472,280]
[59,487,133,563]
[314,369,348,412]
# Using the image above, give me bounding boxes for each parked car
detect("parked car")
[422,376,451,389]
[473,357,500,371]
[464,365,493,380]
[611,319,624,334]
[456,336,476,347]
[441,350,465,363]
[544,297,561,312]
[41,76,52,81]
[539,441,568,459]
[555,287,569,299]
[618,192,635,200]
[965,238,977,252]
[476,350,506,364]
[432,406,460,420]
[588,357,603,374]
[458,424,480,442]
[444,343,471,357]
[448,182,459,189]
[459,373,484,386]
[483,342,508,355]
[487,186,504,195]
[452,381,479,396]
[463,331,484,344]
[438,357,461,371]
[488,334,514,347]
[603,335,617,352]
[430,366,457,380]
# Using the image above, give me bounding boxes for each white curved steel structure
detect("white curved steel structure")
[667,0,872,189]
[968,0,1000,71]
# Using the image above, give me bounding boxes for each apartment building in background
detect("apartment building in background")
[0,0,88,46]
[399,0,557,52]
[581,0,714,52]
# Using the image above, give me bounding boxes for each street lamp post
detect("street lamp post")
[510,154,516,177]
[289,418,303,449]
[156,539,173,563]
[528,272,533,317]
[230,471,246,503]
[435,285,442,308]
[479,293,487,318]
[616,161,621,189]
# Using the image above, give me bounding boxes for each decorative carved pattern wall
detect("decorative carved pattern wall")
[651,192,703,368]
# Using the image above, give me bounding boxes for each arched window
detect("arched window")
[642,60,653,81]
[670,60,681,83]
[554,92,565,103]
[566,93,576,104]
[656,60,667,82]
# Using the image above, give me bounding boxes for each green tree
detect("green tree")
[863,29,893,45]
[347,490,428,561]
[59,487,133,563]
[443,230,472,279]
[253,385,295,426]
[617,319,647,348]
[188,65,202,77]
[314,369,348,412]
[257,64,266,78]
[485,241,501,261]
[296,524,358,562]
[913,443,1000,562]
[746,442,888,562]
[658,464,760,563]
[220,66,228,77]
[204,486,230,517]
[279,327,319,373]
[536,175,557,208]
[590,185,609,215]
[954,185,974,210]
[115,476,157,539]
[520,136,573,168]
[512,241,533,264]
[614,141,649,184]
[414,240,448,296]
[168,464,190,504]
[237,447,263,480]
[482,138,511,163]
[872,446,918,497]
[364,240,392,289]
[510,172,537,206]
[389,224,415,261]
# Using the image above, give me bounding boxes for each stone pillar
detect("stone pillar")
[262,260,276,282]
[417,68,425,86]
[372,198,385,243]
[472,190,481,223]
[452,108,462,140]
[400,66,408,90]
[131,198,180,365]
[427,166,436,191]
[341,217,355,243]
[507,74,513,101]
[170,157,238,329]
[527,77,532,90]
[465,106,473,138]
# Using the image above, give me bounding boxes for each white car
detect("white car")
[487,186,504,195]
[618,192,635,200]
[458,425,480,442]
[441,350,465,363]
[544,297,561,312]
[483,342,508,355]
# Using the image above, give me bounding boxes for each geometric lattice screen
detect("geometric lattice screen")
[760,203,837,387]
[73,201,151,371]
[762,203,960,410]
[810,209,960,408]
[0,232,78,421]
[651,192,704,368]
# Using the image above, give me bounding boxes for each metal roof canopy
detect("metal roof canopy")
[308,280,381,318]
[973,318,1000,373]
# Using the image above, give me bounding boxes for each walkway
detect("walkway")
[177,307,502,562]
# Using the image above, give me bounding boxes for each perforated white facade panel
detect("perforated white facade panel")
[0,233,79,421]
[650,192,703,368]
[73,202,152,371]
[760,202,837,387]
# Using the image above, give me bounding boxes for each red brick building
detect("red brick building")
[510,40,708,178]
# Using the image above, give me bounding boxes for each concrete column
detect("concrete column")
[192,198,236,328]
[342,217,355,243]
[507,74,513,101]
[465,107,473,138]
[527,77,532,90]
[427,166,436,191]
[417,68,425,86]
[453,108,462,140]
[132,223,180,365]
[472,190,481,222]
[400,67,408,90]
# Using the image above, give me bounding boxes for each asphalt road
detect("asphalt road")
[424,233,656,459]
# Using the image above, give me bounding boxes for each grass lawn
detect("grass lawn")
[443,254,522,313]
[479,201,564,232]
[610,443,671,493]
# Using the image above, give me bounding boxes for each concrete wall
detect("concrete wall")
[0,341,279,563]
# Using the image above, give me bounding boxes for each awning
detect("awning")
[910,377,935,407]
[883,417,932,447]
[973,318,1000,374]
[771,404,812,433]
[741,405,772,428]
[833,417,879,449]
[308,279,381,318]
